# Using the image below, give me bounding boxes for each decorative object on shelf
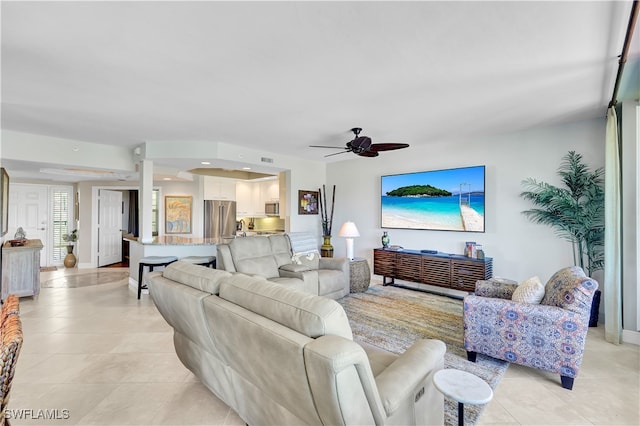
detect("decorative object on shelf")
[165,195,193,234]
[14,227,26,240]
[62,229,78,268]
[381,231,390,248]
[475,244,485,259]
[298,190,319,215]
[464,241,477,258]
[338,221,360,260]
[318,184,336,257]
[521,151,604,275]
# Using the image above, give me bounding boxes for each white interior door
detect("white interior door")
[8,184,49,266]
[98,189,123,267]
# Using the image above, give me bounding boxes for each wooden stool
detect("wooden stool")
[180,256,216,268]
[138,256,178,299]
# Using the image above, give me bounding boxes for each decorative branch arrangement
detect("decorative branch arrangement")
[318,184,336,237]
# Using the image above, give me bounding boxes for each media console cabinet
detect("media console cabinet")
[373,248,493,292]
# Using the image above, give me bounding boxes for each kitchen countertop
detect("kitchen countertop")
[124,236,228,246]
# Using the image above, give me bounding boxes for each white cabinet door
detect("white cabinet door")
[262,180,280,202]
[204,177,236,200]
[236,182,253,217]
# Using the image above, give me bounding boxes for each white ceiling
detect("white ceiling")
[1,1,638,181]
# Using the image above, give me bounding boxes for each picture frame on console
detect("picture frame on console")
[381,165,485,232]
[298,190,319,215]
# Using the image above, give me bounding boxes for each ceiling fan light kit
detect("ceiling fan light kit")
[310,127,409,158]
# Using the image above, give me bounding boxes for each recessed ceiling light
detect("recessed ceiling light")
[201,161,211,165]
[242,167,251,170]
[163,177,171,181]
[72,146,80,152]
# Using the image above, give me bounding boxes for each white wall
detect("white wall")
[327,118,605,283]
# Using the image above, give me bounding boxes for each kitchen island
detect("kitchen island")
[126,236,225,293]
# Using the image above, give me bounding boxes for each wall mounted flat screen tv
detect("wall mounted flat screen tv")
[381,165,485,232]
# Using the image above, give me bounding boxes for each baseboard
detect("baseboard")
[622,329,640,345]
[128,277,148,295]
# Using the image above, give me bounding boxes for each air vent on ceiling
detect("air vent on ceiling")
[261,157,274,163]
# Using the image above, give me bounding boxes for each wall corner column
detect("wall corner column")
[139,159,154,243]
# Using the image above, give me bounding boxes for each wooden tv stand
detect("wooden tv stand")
[373,248,493,292]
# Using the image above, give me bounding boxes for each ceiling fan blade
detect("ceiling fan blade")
[325,150,351,157]
[369,143,410,152]
[309,145,349,149]
[358,150,379,157]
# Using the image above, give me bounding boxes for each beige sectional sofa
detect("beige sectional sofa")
[216,234,350,299]
[149,261,445,425]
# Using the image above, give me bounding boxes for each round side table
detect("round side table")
[432,368,493,426]
[349,258,371,293]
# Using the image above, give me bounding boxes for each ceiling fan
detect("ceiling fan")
[310,128,410,158]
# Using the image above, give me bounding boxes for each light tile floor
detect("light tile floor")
[9,268,640,425]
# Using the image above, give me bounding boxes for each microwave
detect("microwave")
[265,202,279,216]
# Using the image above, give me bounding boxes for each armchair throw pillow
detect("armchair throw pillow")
[512,276,545,304]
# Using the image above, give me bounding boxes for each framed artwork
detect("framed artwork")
[298,190,319,215]
[0,168,8,237]
[381,165,485,232]
[165,195,192,234]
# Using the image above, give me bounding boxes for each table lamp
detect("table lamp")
[338,221,360,260]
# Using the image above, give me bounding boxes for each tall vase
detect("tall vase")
[321,235,334,258]
[381,231,390,248]
[64,245,77,268]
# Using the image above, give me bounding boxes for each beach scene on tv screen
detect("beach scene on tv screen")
[381,165,485,232]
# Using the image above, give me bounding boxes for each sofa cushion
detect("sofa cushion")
[229,237,280,278]
[512,276,545,304]
[541,266,599,314]
[219,273,353,340]
[269,234,294,267]
[162,261,232,295]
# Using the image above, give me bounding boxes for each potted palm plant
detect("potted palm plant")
[520,151,604,275]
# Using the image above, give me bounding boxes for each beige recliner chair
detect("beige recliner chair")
[216,234,349,299]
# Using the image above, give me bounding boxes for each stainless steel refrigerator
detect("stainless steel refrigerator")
[203,200,237,239]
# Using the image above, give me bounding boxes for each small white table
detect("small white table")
[433,369,493,426]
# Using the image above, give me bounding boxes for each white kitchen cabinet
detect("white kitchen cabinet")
[235,178,279,218]
[204,176,236,200]
[261,180,280,202]
[235,181,254,216]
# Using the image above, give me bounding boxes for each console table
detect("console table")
[2,239,43,300]
[373,248,492,292]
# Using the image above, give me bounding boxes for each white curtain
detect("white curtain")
[604,106,622,344]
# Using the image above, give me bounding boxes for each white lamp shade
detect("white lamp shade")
[338,221,360,238]
[339,221,359,260]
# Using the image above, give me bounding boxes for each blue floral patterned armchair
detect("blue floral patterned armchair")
[463,266,599,390]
